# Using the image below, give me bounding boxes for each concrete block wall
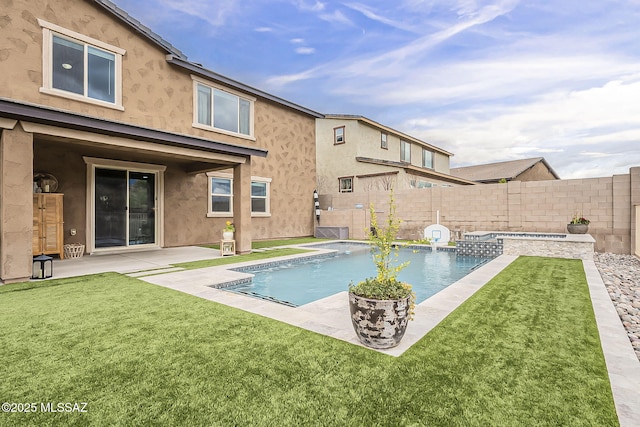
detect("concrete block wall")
[318,167,640,254]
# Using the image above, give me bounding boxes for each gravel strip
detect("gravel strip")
[594,253,640,360]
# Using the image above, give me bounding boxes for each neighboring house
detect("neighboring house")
[450,157,560,184]
[316,115,475,194]
[0,0,321,283]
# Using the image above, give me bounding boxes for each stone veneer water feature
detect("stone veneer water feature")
[457,231,596,260]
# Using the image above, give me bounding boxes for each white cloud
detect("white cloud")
[292,0,326,12]
[158,0,240,27]
[319,9,354,26]
[344,2,422,33]
[406,75,640,178]
[267,0,518,85]
[112,0,640,179]
[295,47,316,54]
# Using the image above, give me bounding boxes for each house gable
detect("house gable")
[450,157,560,183]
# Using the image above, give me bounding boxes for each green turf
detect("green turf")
[202,237,327,250]
[173,247,313,270]
[0,257,618,426]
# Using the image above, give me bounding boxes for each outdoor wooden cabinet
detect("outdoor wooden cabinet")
[33,193,64,259]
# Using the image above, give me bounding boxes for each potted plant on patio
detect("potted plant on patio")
[567,213,590,234]
[348,191,415,349]
[222,221,235,240]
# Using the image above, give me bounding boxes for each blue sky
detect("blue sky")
[111,0,640,179]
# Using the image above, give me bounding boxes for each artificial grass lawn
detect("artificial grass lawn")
[202,237,327,251]
[173,248,313,270]
[0,257,617,426]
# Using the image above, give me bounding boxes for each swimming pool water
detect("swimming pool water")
[227,243,490,307]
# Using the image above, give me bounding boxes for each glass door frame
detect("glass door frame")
[84,157,165,254]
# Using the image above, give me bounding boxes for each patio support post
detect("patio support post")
[233,158,252,254]
[0,124,34,283]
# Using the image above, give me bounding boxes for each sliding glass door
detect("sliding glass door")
[128,172,155,245]
[94,168,156,249]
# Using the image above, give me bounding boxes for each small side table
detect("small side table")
[221,239,236,256]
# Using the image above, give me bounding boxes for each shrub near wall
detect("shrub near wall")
[318,167,640,254]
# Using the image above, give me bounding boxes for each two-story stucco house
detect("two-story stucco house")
[316,115,475,194]
[0,0,321,283]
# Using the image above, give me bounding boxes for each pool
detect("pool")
[225,243,490,307]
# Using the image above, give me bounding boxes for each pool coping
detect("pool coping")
[138,243,507,357]
[138,248,640,426]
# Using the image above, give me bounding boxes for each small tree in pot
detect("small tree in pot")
[348,191,415,349]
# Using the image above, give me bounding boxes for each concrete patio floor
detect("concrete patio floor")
[48,245,639,426]
[53,246,223,279]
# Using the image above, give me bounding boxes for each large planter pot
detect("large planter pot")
[222,231,234,240]
[349,293,410,349]
[567,223,588,234]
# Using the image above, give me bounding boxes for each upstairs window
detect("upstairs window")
[334,126,345,144]
[194,80,254,137]
[400,140,411,162]
[422,149,434,169]
[381,132,388,149]
[39,20,124,109]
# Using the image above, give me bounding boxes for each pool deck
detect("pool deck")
[54,245,639,426]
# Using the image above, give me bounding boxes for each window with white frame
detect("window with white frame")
[195,80,254,137]
[251,177,271,216]
[206,173,271,216]
[39,19,124,108]
[209,176,233,215]
[422,149,434,169]
[381,132,388,149]
[400,140,411,162]
[339,177,353,193]
[334,126,345,144]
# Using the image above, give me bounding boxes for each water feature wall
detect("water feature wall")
[456,231,595,260]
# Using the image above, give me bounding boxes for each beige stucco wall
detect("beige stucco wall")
[2,0,318,257]
[0,125,34,282]
[434,152,450,174]
[316,118,360,193]
[319,168,640,254]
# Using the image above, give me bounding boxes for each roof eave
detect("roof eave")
[167,56,324,119]
[91,0,187,59]
[355,157,475,185]
[0,98,267,158]
[323,114,452,156]
[540,158,561,179]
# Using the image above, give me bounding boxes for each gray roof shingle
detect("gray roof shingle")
[450,157,559,182]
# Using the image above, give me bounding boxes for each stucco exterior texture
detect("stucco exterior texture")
[0,0,317,282]
[316,118,453,194]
